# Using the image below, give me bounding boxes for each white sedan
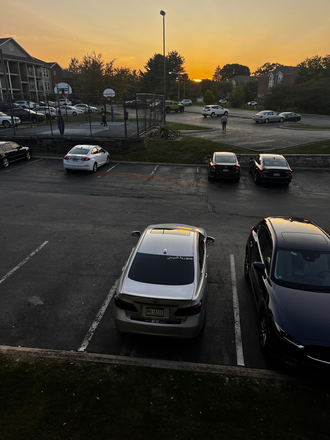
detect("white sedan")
[63,145,110,172]
[74,104,98,113]
[0,112,20,128]
[59,105,84,116]
[202,105,228,118]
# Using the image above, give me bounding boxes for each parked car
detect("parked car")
[0,111,20,128]
[202,105,228,118]
[219,99,228,104]
[59,105,84,116]
[249,153,292,185]
[244,216,330,369]
[63,145,110,172]
[179,99,192,106]
[0,141,31,168]
[278,112,301,122]
[0,103,23,112]
[165,100,184,113]
[113,223,215,338]
[253,110,284,123]
[34,106,57,119]
[205,152,240,181]
[14,100,35,109]
[247,101,258,106]
[74,103,98,113]
[5,108,45,123]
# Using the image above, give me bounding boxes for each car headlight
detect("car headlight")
[273,321,304,349]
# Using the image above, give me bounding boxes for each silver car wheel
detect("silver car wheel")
[92,162,97,172]
[2,157,9,168]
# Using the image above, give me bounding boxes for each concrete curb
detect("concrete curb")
[0,345,293,382]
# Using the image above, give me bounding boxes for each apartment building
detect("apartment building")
[0,37,62,103]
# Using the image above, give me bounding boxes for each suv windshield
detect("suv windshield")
[129,253,194,285]
[273,249,330,291]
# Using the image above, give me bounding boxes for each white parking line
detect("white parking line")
[78,246,136,352]
[230,254,245,366]
[0,241,49,285]
[5,158,43,172]
[107,163,119,172]
[78,279,119,352]
[149,165,158,176]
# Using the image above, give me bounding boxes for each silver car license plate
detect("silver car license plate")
[146,308,164,317]
[273,173,280,176]
[222,169,229,172]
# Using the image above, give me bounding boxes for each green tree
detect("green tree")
[244,80,258,103]
[212,65,222,81]
[220,64,250,81]
[203,90,215,105]
[252,62,283,76]
[263,84,294,112]
[229,87,244,108]
[295,55,330,84]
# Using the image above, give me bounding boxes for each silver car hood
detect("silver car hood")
[122,277,195,301]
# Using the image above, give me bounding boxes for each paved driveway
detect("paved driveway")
[167,107,330,151]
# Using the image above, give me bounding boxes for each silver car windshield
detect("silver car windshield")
[128,253,194,285]
[273,249,330,291]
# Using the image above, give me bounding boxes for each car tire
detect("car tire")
[106,155,110,164]
[25,151,31,161]
[180,107,184,113]
[92,162,98,172]
[264,119,269,124]
[259,310,270,354]
[73,112,77,116]
[166,107,170,113]
[224,111,228,115]
[210,112,215,118]
[32,117,37,123]
[2,120,11,128]
[254,172,260,184]
[203,115,207,118]
[2,157,9,168]
[279,117,284,123]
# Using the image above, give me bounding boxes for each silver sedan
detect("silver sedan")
[114,224,215,338]
[253,110,284,123]
[63,145,110,172]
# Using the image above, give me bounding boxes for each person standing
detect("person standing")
[101,108,107,127]
[221,114,228,133]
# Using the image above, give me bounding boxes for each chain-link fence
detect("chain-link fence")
[0,92,164,138]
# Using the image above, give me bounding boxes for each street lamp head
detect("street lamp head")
[160,10,166,16]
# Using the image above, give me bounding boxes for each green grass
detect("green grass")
[1,354,329,440]
[275,139,330,154]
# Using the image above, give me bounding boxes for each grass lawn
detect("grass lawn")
[1,354,330,440]
[287,124,330,130]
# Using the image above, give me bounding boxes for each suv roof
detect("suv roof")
[265,217,330,250]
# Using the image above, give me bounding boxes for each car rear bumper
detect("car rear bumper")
[63,161,93,171]
[114,307,205,339]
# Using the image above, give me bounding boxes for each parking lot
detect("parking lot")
[1,157,329,372]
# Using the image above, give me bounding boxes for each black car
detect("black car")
[278,112,301,122]
[0,141,31,168]
[249,153,292,185]
[244,216,330,369]
[5,108,45,123]
[205,152,240,181]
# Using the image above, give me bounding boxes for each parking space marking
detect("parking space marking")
[149,165,158,176]
[4,158,43,172]
[78,246,136,352]
[0,241,49,285]
[107,163,119,172]
[78,279,119,352]
[230,254,245,366]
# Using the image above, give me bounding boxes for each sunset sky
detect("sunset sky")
[3,0,330,80]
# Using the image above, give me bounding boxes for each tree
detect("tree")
[229,87,244,108]
[244,80,258,103]
[263,84,294,112]
[252,62,283,76]
[220,64,250,81]
[212,65,222,81]
[203,90,215,105]
[295,55,330,84]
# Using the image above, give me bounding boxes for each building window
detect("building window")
[54,70,56,76]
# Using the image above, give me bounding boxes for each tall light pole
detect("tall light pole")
[160,10,166,125]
